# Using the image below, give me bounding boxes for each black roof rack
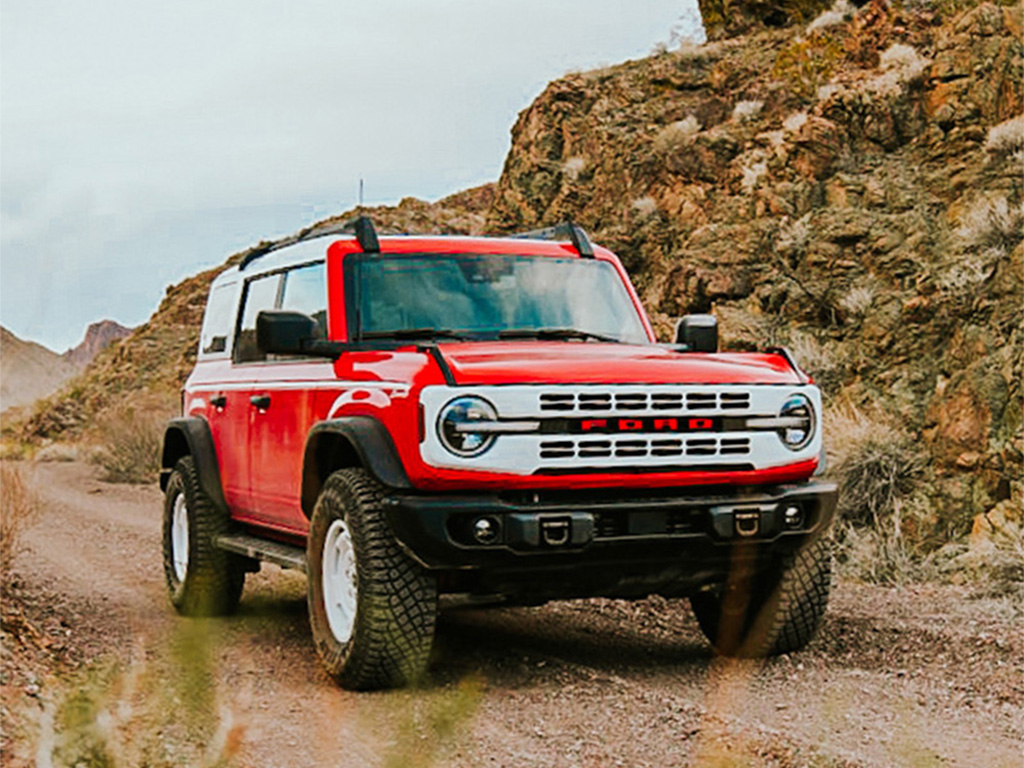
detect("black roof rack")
[508,220,595,258]
[238,215,380,271]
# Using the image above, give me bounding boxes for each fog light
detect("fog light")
[473,517,500,544]
[783,505,804,530]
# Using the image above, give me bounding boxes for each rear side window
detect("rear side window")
[280,262,327,338]
[235,273,282,363]
[199,282,237,357]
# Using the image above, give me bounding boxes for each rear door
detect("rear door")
[186,279,255,514]
[246,262,332,534]
[228,271,284,520]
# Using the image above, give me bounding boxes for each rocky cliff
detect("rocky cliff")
[61,320,133,369]
[14,1,1022,558]
[485,0,1022,543]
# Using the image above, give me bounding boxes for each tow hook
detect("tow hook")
[504,512,594,550]
[734,510,760,538]
[540,517,571,547]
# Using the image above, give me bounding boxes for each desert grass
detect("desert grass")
[1,462,40,583]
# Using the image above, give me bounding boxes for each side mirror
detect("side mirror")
[257,310,321,355]
[674,314,718,353]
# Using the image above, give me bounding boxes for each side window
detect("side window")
[200,282,236,357]
[280,262,327,338]
[234,273,282,363]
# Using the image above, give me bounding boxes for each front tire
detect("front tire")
[691,536,832,657]
[307,468,437,690]
[162,456,245,616]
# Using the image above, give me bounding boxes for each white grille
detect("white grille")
[418,384,822,476]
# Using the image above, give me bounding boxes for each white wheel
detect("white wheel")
[322,519,358,644]
[307,468,437,689]
[171,493,189,582]
[162,456,245,616]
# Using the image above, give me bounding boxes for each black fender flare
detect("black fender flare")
[301,417,411,516]
[160,417,228,514]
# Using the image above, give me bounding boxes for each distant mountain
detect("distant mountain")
[62,320,133,368]
[0,327,79,413]
[1,320,133,415]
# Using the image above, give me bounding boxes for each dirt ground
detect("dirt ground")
[2,461,1021,768]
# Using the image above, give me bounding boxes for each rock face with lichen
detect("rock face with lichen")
[13,1,1021,555]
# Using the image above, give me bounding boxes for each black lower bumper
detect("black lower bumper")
[382,482,837,588]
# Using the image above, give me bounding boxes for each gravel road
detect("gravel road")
[3,461,1021,767]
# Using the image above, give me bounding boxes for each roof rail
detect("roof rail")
[508,220,595,258]
[238,215,380,271]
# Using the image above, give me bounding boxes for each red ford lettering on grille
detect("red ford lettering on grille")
[577,417,715,432]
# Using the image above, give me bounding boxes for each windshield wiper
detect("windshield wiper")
[360,328,475,341]
[497,328,622,343]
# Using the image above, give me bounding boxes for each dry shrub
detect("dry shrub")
[562,156,586,182]
[788,333,845,396]
[956,195,1024,254]
[807,0,854,31]
[91,396,175,484]
[837,498,935,585]
[653,116,701,154]
[828,402,926,527]
[772,32,843,100]
[1,463,40,581]
[782,111,809,134]
[826,403,933,583]
[741,161,768,191]
[631,196,659,218]
[731,99,764,123]
[985,113,1024,161]
[838,283,876,318]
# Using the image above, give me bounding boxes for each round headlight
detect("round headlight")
[779,394,815,451]
[437,396,498,457]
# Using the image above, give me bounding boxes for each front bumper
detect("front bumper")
[382,482,837,575]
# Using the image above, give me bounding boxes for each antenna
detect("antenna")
[358,178,364,213]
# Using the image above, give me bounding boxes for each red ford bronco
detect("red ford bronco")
[160,217,836,690]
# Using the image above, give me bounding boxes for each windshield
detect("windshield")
[354,254,649,343]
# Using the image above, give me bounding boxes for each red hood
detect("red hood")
[436,342,804,386]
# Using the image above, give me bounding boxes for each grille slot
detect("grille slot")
[686,393,717,409]
[652,393,683,410]
[538,436,750,462]
[578,393,612,410]
[685,438,718,456]
[720,392,751,409]
[537,388,754,414]
[539,440,574,459]
[614,393,647,410]
[578,440,612,458]
[720,437,751,455]
[650,439,684,457]
[540,394,575,411]
[615,440,648,458]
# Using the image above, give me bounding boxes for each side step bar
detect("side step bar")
[215,534,307,573]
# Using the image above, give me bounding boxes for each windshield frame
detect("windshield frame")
[342,251,654,345]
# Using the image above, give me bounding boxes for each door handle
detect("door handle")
[250,395,271,410]
[210,395,227,409]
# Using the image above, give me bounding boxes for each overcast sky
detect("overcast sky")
[1,1,703,352]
